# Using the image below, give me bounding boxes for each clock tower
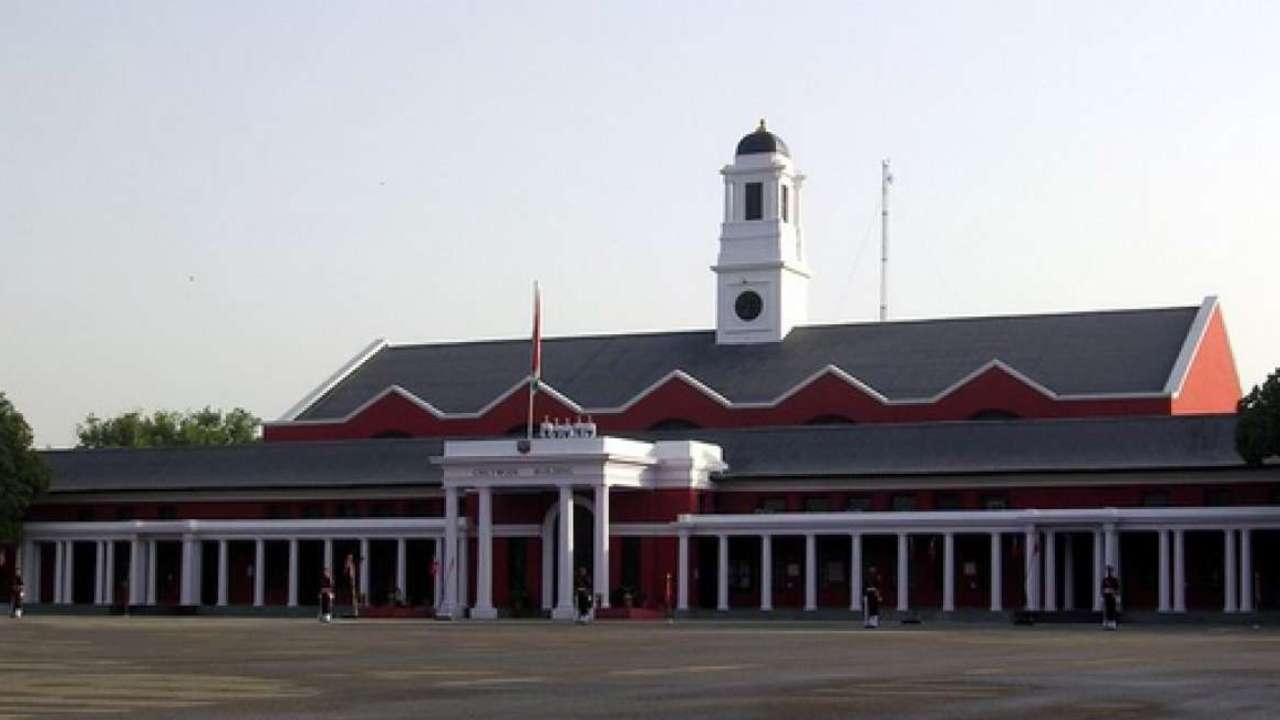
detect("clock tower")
[713,121,811,345]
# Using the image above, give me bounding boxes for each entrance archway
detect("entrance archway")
[540,496,595,609]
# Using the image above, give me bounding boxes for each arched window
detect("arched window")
[968,409,1021,421]
[371,429,412,439]
[806,414,856,426]
[648,418,701,431]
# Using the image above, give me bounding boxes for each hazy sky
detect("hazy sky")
[2,1,1277,448]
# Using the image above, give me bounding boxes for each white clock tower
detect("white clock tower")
[713,121,811,345]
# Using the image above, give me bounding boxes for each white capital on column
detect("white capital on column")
[717,534,729,612]
[850,533,863,612]
[1158,529,1171,613]
[1224,528,1238,613]
[474,486,496,619]
[217,540,228,606]
[288,539,299,608]
[1044,530,1057,612]
[253,539,266,607]
[594,484,610,610]
[554,485,576,619]
[804,534,817,611]
[990,532,1003,612]
[677,531,689,612]
[760,535,772,612]
[943,533,955,612]
[1173,529,1186,613]
[897,533,909,612]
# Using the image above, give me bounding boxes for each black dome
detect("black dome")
[735,120,790,157]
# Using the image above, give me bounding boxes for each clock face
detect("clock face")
[734,290,763,321]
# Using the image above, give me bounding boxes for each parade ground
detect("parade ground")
[1,617,1279,719]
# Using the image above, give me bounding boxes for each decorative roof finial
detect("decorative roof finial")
[758,118,767,132]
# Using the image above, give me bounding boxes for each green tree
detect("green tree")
[76,407,260,448]
[0,392,50,543]
[1237,368,1280,465]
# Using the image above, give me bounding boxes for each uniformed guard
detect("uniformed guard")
[1100,564,1121,630]
[575,566,593,624]
[863,569,882,629]
[10,574,23,619]
[319,567,335,623]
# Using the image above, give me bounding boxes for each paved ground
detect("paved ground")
[1,617,1278,719]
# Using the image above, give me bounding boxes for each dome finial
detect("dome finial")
[757,118,767,132]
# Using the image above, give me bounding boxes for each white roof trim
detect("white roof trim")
[278,338,388,422]
[268,357,1171,428]
[1162,296,1218,398]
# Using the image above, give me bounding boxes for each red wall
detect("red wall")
[1172,308,1242,415]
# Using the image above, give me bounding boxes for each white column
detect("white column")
[594,484,611,609]
[804,534,817,611]
[1103,524,1118,611]
[1044,530,1057,612]
[1158,529,1171,613]
[146,540,157,605]
[723,176,732,219]
[760,534,772,611]
[896,533,909,612]
[716,534,729,611]
[21,541,37,604]
[432,538,443,609]
[1092,529,1104,612]
[540,529,553,611]
[943,533,955,612]
[287,539,299,607]
[128,538,142,606]
[217,540,228,606]
[53,540,64,602]
[474,487,496,619]
[442,486,459,617]
[95,541,106,605]
[990,532,1003,612]
[253,539,265,607]
[180,535,195,606]
[59,541,71,604]
[1240,528,1254,613]
[554,485,576,619]
[850,533,863,612]
[395,538,407,600]
[459,530,469,610]
[1063,535,1075,611]
[1224,528,1238,613]
[1023,528,1038,611]
[1173,529,1186,613]
[676,530,690,612]
[359,538,370,607]
[104,541,116,606]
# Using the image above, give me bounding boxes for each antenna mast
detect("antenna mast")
[880,159,892,322]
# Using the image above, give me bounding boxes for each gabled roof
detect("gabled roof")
[284,301,1210,422]
[41,415,1247,495]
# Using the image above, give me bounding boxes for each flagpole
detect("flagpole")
[527,282,541,441]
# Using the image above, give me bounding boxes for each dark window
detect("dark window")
[969,409,1021,421]
[115,506,135,521]
[806,414,856,425]
[372,429,411,439]
[744,182,763,220]
[301,504,324,519]
[407,501,428,517]
[890,494,917,512]
[846,495,872,512]
[1272,486,1280,505]
[803,497,831,513]
[734,290,763,321]
[780,185,789,222]
[157,505,178,520]
[649,418,701,431]
[757,497,788,514]
[76,507,95,522]
[1205,488,1232,507]
[981,494,1009,510]
[1142,490,1171,507]
[336,503,358,518]
[935,493,962,510]
[266,503,290,519]
[372,503,395,518]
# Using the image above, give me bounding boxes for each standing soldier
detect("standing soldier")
[319,567,335,622]
[344,553,359,619]
[575,566,593,624]
[863,568,882,629]
[10,573,24,619]
[1100,565,1120,630]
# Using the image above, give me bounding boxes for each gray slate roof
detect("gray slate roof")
[296,305,1199,420]
[42,415,1244,495]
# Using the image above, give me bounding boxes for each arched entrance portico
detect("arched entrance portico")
[540,496,594,611]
